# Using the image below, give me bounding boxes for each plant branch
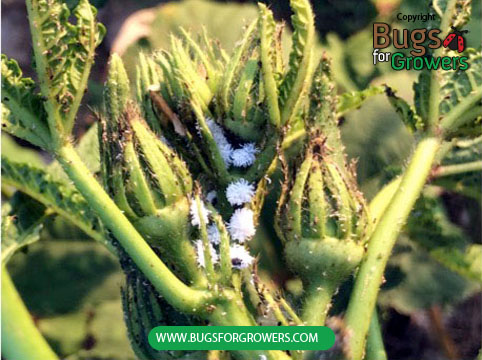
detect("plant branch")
[1,266,59,360]
[433,160,482,177]
[25,0,63,145]
[301,281,335,326]
[279,298,303,326]
[440,87,482,134]
[208,291,292,360]
[282,128,306,150]
[56,142,211,314]
[344,137,440,360]
[427,0,457,132]
[264,292,290,326]
[365,310,387,360]
[369,177,401,227]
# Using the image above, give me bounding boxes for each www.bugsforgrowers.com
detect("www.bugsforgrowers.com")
[147,326,335,351]
[155,331,319,344]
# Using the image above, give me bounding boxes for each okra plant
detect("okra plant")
[1,0,481,359]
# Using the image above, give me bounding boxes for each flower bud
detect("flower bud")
[221,44,267,142]
[100,55,202,284]
[276,136,370,287]
[100,100,193,212]
[147,17,282,186]
[121,266,196,360]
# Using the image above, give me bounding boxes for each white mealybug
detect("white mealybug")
[194,240,219,268]
[206,190,217,204]
[228,208,256,243]
[231,143,259,167]
[226,179,255,206]
[190,198,211,227]
[207,224,221,245]
[219,143,234,167]
[206,118,233,167]
[229,244,254,269]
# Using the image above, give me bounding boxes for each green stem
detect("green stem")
[426,0,456,132]
[300,282,335,360]
[57,143,288,360]
[209,292,292,360]
[280,298,303,325]
[25,0,63,147]
[56,143,210,314]
[434,160,482,177]
[368,142,478,218]
[369,177,401,227]
[365,311,387,360]
[264,292,290,326]
[344,137,440,360]
[282,128,306,150]
[439,87,482,134]
[301,281,336,326]
[1,267,58,360]
[435,0,458,46]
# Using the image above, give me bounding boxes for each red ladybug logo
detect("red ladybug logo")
[443,26,468,53]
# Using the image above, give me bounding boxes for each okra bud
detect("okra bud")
[100,55,202,284]
[277,136,370,289]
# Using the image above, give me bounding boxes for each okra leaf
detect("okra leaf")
[413,1,479,134]
[379,240,474,314]
[337,85,384,117]
[433,0,472,29]
[1,132,45,168]
[1,156,103,243]
[407,195,481,284]
[384,85,423,133]
[439,49,482,136]
[413,69,432,127]
[26,0,105,136]
[441,136,482,166]
[429,244,482,285]
[411,2,445,129]
[433,136,482,200]
[1,55,51,149]
[1,194,48,265]
[380,192,479,311]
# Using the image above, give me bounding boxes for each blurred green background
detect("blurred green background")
[2,0,481,359]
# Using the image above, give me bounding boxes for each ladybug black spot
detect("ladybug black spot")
[443,26,469,53]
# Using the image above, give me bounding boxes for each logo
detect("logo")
[443,26,468,53]
[372,22,469,71]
